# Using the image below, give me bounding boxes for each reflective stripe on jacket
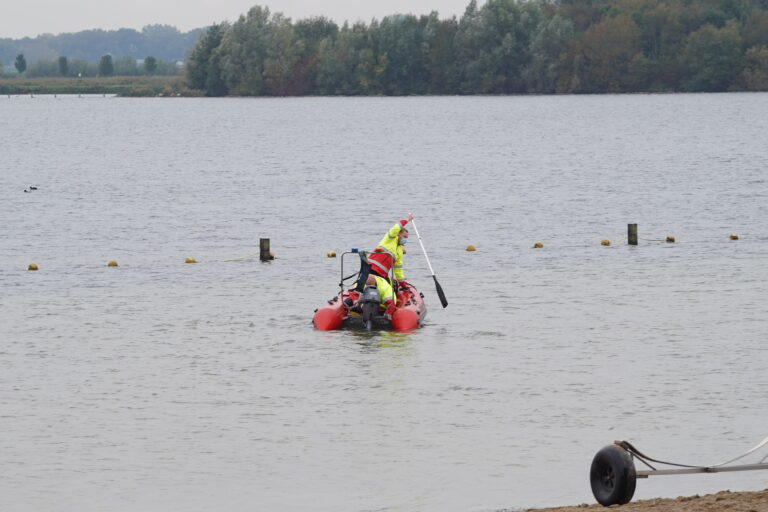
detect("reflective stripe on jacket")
[367,220,406,281]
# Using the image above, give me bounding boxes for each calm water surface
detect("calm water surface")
[1,94,767,511]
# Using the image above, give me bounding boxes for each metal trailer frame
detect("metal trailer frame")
[590,441,768,507]
[637,462,768,477]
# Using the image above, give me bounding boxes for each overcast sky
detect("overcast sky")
[2,0,475,39]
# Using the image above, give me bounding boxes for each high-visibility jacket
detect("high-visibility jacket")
[367,220,407,281]
[373,275,394,306]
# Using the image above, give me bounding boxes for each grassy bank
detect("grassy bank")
[0,76,200,97]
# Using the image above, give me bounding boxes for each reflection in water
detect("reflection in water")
[376,330,412,347]
[347,328,413,350]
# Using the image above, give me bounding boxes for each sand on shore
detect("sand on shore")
[526,488,768,512]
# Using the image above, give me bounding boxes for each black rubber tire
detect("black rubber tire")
[361,301,376,330]
[590,444,637,506]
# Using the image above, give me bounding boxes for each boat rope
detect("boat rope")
[616,436,768,471]
[340,270,360,284]
[222,252,261,262]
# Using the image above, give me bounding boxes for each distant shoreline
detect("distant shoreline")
[0,76,193,97]
[525,488,768,512]
[2,76,764,98]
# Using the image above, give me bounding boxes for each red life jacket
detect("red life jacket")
[368,247,394,278]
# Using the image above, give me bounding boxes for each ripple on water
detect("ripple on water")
[1,94,768,512]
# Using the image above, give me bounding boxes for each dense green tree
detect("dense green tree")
[26,59,59,77]
[58,56,69,75]
[454,0,490,93]
[526,15,574,93]
[316,23,371,94]
[206,50,228,96]
[314,35,342,94]
[373,14,432,94]
[454,0,541,94]
[98,54,114,76]
[220,6,272,95]
[744,10,768,48]
[571,15,650,93]
[67,59,94,77]
[682,20,742,91]
[185,23,228,95]
[353,47,383,94]
[15,53,26,73]
[144,56,158,74]
[625,1,689,89]
[113,56,138,75]
[292,16,338,90]
[738,45,768,90]
[633,2,687,61]
[180,1,768,95]
[556,0,603,32]
[263,14,305,95]
[294,16,338,52]
[424,15,459,94]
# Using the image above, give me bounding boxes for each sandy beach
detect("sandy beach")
[527,489,768,512]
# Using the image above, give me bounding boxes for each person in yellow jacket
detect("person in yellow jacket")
[348,213,413,316]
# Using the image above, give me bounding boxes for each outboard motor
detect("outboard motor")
[360,286,380,330]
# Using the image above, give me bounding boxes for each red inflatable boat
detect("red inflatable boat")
[312,249,427,331]
[313,281,427,331]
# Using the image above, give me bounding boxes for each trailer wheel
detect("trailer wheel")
[590,444,637,506]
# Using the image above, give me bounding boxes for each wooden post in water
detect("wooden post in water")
[628,224,638,245]
[260,238,273,261]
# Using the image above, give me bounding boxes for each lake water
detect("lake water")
[1,93,767,512]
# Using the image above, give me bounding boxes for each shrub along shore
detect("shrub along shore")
[0,76,196,96]
[526,488,768,512]
[3,74,765,98]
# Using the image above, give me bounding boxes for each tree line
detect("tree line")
[0,24,201,68]
[6,53,180,78]
[185,0,768,96]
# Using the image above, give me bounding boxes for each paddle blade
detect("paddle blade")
[433,275,448,308]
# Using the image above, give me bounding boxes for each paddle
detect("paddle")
[410,217,448,308]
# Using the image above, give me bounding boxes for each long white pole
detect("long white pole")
[410,218,435,276]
